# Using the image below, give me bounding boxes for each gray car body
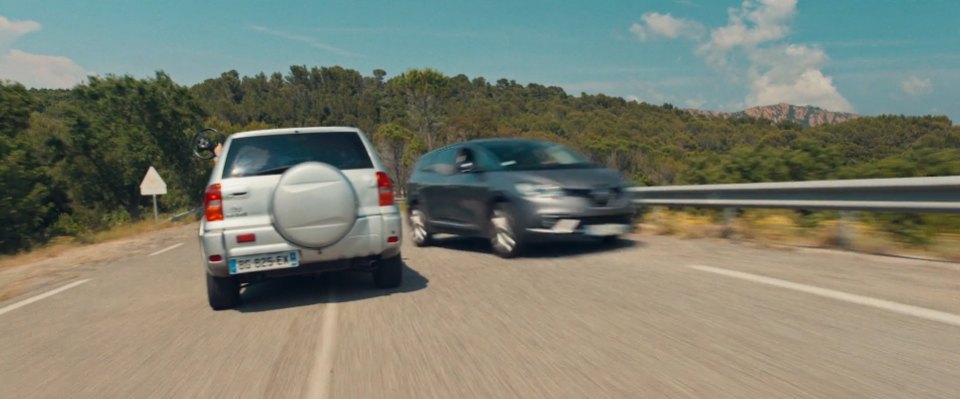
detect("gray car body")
[405,138,635,241]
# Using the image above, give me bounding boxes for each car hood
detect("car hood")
[497,167,625,190]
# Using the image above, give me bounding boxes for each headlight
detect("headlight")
[515,183,564,198]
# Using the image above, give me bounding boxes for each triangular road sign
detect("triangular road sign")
[140,166,167,196]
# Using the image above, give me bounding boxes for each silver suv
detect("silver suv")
[196,127,403,310]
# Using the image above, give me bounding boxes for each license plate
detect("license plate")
[228,251,300,275]
[584,224,631,236]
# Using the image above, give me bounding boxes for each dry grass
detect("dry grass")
[643,210,721,238]
[0,238,80,273]
[738,213,801,244]
[928,234,960,262]
[0,213,197,272]
[639,208,960,263]
[83,217,192,243]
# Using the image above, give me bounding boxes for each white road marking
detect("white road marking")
[149,242,184,257]
[690,265,960,328]
[304,296,340,399]
[0,279,91,316]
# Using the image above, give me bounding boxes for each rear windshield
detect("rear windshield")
[221,132,372,178]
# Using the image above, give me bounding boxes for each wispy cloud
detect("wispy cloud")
[0,16,89,88]
[311,26,392,35]
[901,76,933,97]
[249,25,360,57]
[0,49,88,88]
[0,15,40,47]
[630,13,705,41]
[629,0,854,112]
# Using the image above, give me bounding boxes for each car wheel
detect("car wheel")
[409,207,433,247]
[206,273,239,310]
[489,203,524,258]
[373,253,403,289]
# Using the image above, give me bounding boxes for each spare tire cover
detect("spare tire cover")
[270,162,359,249]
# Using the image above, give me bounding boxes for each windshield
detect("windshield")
[477,141,594,171]
[221,132,372,178]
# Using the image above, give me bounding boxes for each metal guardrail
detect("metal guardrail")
[169,207,202,222]
[628,175,960,213]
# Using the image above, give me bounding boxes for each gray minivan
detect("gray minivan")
[404,138,635,258]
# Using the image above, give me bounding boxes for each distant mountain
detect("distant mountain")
[685,103,859,127]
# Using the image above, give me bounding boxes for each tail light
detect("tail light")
[376,172,395,206]
[204,183,224,221]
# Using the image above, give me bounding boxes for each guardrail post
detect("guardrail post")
[837,211,856,249]
[722,208,736,238]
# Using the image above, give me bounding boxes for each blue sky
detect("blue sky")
[1,0,958,121]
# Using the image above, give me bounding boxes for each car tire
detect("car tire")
[489,203,524,258]
[409,207,433,247]
[206,273,240,310]
[373,253,403,289]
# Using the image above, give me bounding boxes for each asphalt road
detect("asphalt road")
[1,225,959,399]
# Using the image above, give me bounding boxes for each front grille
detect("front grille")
[576,214,632,226]
[565,186,623,205]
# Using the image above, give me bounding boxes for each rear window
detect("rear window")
[221,132,373,178]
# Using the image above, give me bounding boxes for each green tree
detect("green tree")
[0,82,63,252]
[63,72,206,223]
[374,123,424,196]
[391,68,449,150]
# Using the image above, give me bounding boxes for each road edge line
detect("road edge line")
[0,279,92,316]
[149,242,184,257]
[690,265,960,328]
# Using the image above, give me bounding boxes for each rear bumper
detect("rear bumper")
[229,255,383,284]
[200,210,402,278]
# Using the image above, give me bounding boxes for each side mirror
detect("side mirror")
[192,128,219,160]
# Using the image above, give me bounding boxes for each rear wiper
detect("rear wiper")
[254,165,295,176]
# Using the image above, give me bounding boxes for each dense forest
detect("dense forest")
[1,66,958,253]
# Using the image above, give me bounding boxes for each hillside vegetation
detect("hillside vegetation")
[2,66,959,253]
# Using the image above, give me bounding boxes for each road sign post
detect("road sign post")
[140,166,167,222]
